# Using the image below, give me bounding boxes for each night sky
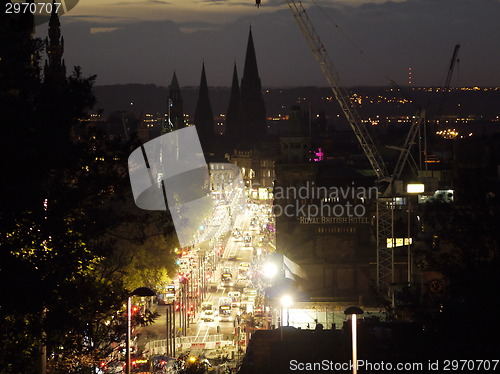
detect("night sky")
[35,0,500,87]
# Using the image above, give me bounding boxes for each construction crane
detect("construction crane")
[258,0,425,296]
[436,44,461,124]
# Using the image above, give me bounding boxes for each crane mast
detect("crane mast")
[285,0,424,295]
[436,44,460,123]
[287,1,388,180]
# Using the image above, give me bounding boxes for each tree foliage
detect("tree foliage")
[413,194,500,355]
[0,12,177,373]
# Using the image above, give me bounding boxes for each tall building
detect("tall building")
[225,27,277,194]
[274,106,379,302]
[194,63,215,155]
[44,1,66,85]
[236,27,267,146]
[280,106,311,164]
[166,71,185,132]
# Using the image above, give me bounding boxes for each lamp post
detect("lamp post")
[126,287,156,374]
[406,183,424,285]
[262,262,278,330]
[344,306,364,374]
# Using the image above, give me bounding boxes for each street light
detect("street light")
[263,262,278,279]
[344,306,364,374]
[406,183,424,285]
[126,287,156,374]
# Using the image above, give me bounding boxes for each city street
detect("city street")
[137,198,275,364]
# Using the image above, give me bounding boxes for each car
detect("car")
[228,291,241,308]
[201,302,214,311]
[243,287,257,300]
[232,228,242,239]
[200,309,215,322]
[238,263,251,280]
[103,361,125,374]
[218,297,232,322]
[243,235,252,246]
[220,270,234,287]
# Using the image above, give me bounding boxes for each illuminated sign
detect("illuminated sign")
[386,238,412,248]
[298,216,370,224]
[407,183,425,194]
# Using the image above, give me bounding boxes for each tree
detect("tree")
[0,13,176,373]
[413,194,500,356]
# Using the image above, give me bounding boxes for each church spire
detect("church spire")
[194,63,215,154]
[170,71,180,91]
[225,63,240,138]
[167,71,184,131]
[44,0,66,84]
[241,27,262,101]
[238,27,266,145]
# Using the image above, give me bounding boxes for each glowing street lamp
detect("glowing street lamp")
[406,183,424,285]
[126,287,155,374]
[344,306,364,374]
[263,262,278,279]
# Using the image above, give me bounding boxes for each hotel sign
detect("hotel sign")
[298,216,370,224]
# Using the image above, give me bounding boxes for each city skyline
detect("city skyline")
[34,0,500,88]
[2,2,500,371]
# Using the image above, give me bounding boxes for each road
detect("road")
[137,199,274,360]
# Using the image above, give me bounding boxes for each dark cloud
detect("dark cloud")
[110,0,170,5]
[199,0,231,3]
[229,0,284,7]
[49,0,500,87]
[63,14,134,20]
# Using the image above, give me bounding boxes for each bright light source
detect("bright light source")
[280,295,292,307]
[262,263,278,278]
[407,183,425,194]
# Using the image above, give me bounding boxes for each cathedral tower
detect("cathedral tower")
[167,71,185,132]
[225,63,240,140]
[194,63,215,154]
[238,27,267,145]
